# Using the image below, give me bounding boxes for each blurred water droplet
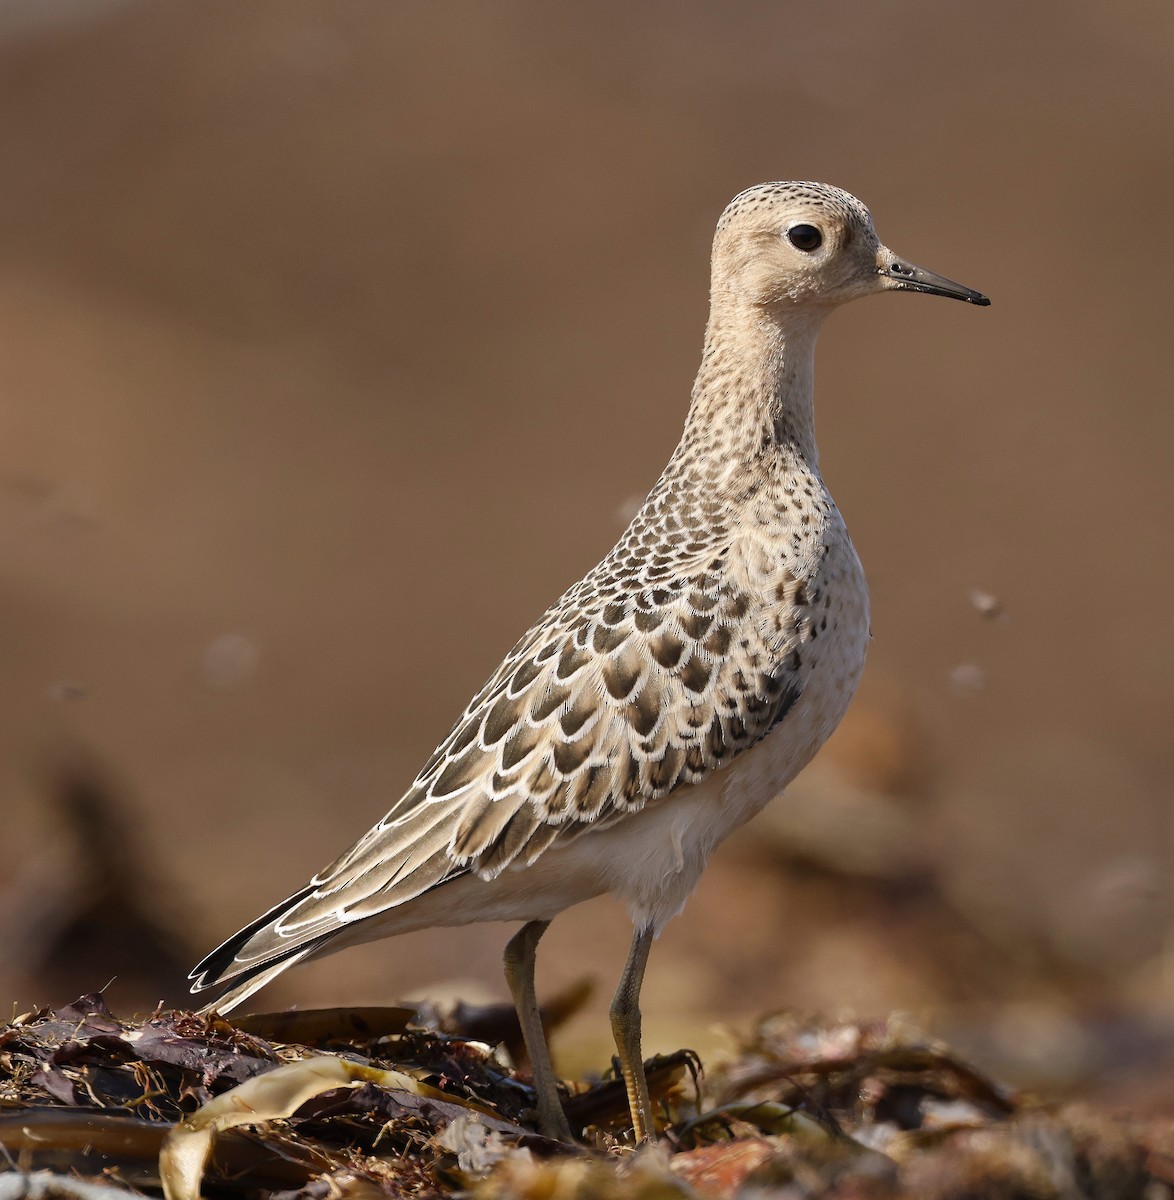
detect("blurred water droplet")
[949,663,986,695]
[0,0,136,40]
[613,494,644,526]
[46,680,88,702]
[202,634,259,691]
[968,588,1008,623]
[1088,855,1162,910]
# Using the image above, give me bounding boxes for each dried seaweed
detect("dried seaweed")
[703,1012,1016,1143]
[1,996,1171,1200]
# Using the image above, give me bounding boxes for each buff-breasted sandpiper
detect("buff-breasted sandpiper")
[190,182,989,1143]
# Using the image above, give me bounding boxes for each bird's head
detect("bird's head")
[711,181,989,313]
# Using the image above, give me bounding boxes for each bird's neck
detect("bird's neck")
[681,301,826,479]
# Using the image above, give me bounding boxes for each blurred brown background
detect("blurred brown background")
[0,1,1171,1098]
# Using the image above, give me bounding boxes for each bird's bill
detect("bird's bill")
[879,252,990,306]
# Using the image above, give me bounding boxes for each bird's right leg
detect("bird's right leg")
[503,919,575,1141]
[610,923,655,1142]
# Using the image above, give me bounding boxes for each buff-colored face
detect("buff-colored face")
[712,182,989,311]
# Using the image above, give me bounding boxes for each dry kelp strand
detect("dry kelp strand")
[3,996,1174,1199]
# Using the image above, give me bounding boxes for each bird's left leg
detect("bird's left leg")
[503,919,575,1141]
[609,923,656,1142]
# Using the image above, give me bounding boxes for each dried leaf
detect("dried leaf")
[159,1053,502,1200]
[670,1138,776,1199]
[0,1109,167,1180]
[0,1170,148,1200]
[230,1006,416,1047]
[562,1051,697,1132]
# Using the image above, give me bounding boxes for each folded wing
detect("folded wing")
[190,553,803,1002]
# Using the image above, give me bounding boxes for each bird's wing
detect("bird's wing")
[190,551,803,995]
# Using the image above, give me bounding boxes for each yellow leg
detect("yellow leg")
[503,920,575,1141]
[609,924,655,1142]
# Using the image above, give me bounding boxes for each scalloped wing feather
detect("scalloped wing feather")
[190,475,824,998]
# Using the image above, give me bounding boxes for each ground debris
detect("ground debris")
[0,997,1171,1199]
[704,1011,1017,1141]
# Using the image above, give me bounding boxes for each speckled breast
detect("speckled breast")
[730,467,871,792]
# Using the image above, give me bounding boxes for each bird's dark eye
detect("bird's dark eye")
[787,224,823,252]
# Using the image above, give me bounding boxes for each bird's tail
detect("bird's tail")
[188,884,331,1014]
